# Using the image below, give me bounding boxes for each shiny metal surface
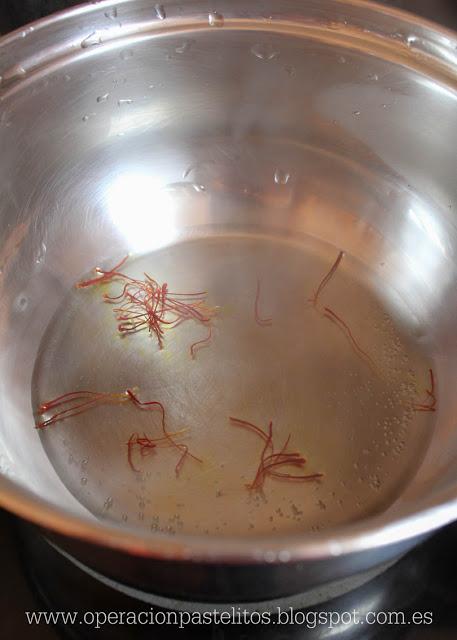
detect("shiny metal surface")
[1,0,457,601]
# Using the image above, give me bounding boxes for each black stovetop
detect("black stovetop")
[2,506,457,639]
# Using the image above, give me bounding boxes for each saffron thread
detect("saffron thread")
[229,416,323,491]
[254,278,272,326]
[309,251,344,307]
[413,368,436,412]
[323,306,376,374]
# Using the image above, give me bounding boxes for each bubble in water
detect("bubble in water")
[155,4,166,20]
[274,168,290,185]
[369,474,381,490]
[368,73,379,81]
[353,110,361,116]
[118,98,133,106]
[97,93,109,103]
[104,497,113,510]
[251,43,279,61]
[338,55,346,63]
[284,64,296,77]
[208,11,224,27]
[120,49,134,60]
[81,477,88,485]
[81,458,88,468]
[407,35,417,46]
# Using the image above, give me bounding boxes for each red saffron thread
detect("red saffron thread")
[323,306,376,373]
[229,416,323,491]
[190,325,212,359]
[77,256,217,353]
[413,368,436,412]
[309,251,344,307]
[254,278,272,326]
[36,388,201,476]
[76,255,129,288]
[126,389,202,476]
[126,429,188,472]
[36,390,130,428]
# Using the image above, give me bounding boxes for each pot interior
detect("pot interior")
[0,0,457,543]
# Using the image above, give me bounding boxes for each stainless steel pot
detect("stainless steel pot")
[1,0,457,603]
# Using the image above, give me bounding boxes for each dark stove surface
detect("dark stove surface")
[2,507,457,640]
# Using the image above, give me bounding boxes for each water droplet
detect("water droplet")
[154,3,166,20]
[117,98,133,106]
[104,7,118,20]
[208,11,224,27]
[104,497,113,510]
[64,74,71,82]
[120,49,133,60]
[284,64,296,77]
[274,168,290,185]
[368,73,379,81]
[81,31,102,48]
[15,294,28,312]
[353,110,361,116]
[9,64,27,78]
[81,458,88,468]
[81,477,87,485]
[175,41,192,54]
[338,55,346,63]
[97,93,109,103]
[35,242,47,265]
[251,43,279,61]
[407,35,417,46]
[82,114,90,122]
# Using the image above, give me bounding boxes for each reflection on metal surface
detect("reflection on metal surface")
[106,173,177,252]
